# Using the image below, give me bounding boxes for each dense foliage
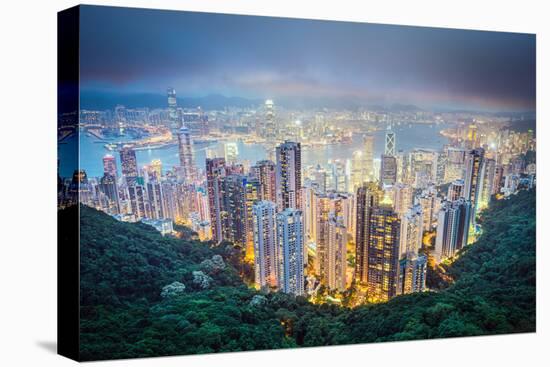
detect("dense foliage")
[70,189,535,361]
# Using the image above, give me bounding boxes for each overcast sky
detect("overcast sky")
[79,5,536,112]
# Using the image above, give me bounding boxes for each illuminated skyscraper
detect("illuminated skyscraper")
[264,99,276,140]
[447,179,464,201]
[480,158,496,210]
[224,142,239,164]
[119,146,138,185]
[276,141,302,211]
[206,157,227,243]
[367,204,401,301]
[146,182,164,219]
[397,254,427,295]
[98,173,120,214]
[326,215,347,291]
[434,198,471,262]
[167,87,179,127]
[380,154,397,187]
[128,180,147,220]
[355,182,382,284]
[276,208,305,296]
[444,147,466,182]
[464,148,485,226]
[252,160,277,203]
[220,174,248,247]
[385,125,396,156]
[102,154,117,178]
[178,127,195,183]
[252,200,278,289]
[392,183,413,216]
[245,177,261,259]
[416,186,440,232]
[399,204,423,258]
[351,150,364,191]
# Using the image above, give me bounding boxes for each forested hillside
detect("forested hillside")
[68,189,535,361]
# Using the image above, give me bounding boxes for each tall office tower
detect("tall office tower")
[264,99,276,140]
[98,174,120,214]
[384,125,396,157]
[276,208,305,296]
[224,142,239,164]
[194,186,210,223]
[252,200,278,289]
[220,174,248,247]
[120,146,138,185]
[416,186,440,232]
[447,179,465,201]
[206,157,227,243]
[146,182,164,219]
[167,87,179,127]
[397,254,427,295]
[366,204,401,302]
[392,183,413,216]
[479,158,496,210]
[399,204,423,258]
[351,150,365,191]
[464,148,485,226]
[380,154,397,187]
[434,198,471,262]
[329,159,349,193]
[178,126,195,183]
[326,215,347,291]
[252,160,277,202]
[245,177,261,259]
[128,182,147,220]
[102,154,118,178]
[445,147,466,182]
[150,159,162,181]
[364,134,375,180]
[276,141,302,211]
[355,182,382,284]
[161,181,178,221]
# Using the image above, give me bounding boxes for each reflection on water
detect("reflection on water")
[58,123,451,178]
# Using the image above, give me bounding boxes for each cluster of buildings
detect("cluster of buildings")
[58,88,536,303]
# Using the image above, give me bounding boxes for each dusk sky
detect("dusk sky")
[79,5,536,112]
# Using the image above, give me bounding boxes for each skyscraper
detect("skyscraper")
[276,208,305,296]
[380,154,397,187]
[276,141,302,211]
[119,146,138,185]
[385,125,396,156]
[128,181,147,220]
[399,204,423,258]
[245,177,261,259]
[367,204,401,301]
[220,174,248,247]
[252,160,277,203]
[178,126,195,183]
[434,198,471,262]
[264,99,276,140]
[98,173,120,214]
[397,254,427,295]
[167,87,179,127]
[355,182,382,284]
[392,183,413,216]
[326,215,347,291]
[224,142,239,164]
[102,154,117,178]
[206,157,227,243]
[464,148,485,226]
[252,200,278,289]
[146,181,165,219]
